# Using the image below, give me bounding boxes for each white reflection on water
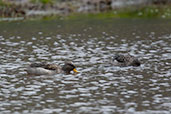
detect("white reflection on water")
[0,20,171,113]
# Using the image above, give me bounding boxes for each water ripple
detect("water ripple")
[0,19,170,113]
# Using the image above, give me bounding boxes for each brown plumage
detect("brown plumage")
[26,62,78,75]
[113,54,141,67]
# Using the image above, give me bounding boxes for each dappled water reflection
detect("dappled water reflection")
[0,19,170,113]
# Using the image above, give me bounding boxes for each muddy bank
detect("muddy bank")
[0,0,171,18]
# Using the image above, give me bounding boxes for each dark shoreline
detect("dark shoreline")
[0,0,171,20]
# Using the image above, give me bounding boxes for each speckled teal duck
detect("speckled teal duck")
[113,54,141,67]
[26,62,78,75]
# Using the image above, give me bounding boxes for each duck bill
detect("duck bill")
[73,68,78,73]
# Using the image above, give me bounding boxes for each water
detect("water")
[0,19,170,113]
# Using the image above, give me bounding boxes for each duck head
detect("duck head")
[62,62,78,74]
[113,54,125,62]
[132,59,141,66]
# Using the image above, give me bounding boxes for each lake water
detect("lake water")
[0,18,170,113]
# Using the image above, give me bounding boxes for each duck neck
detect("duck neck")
[62,66,71,74]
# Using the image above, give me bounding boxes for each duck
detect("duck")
[113,54,141,67]
[26,62,79,75]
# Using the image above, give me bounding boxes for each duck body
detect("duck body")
[26,62,78,75]
[113,54,141,67]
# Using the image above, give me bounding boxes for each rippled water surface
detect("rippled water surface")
[0,19,171,113]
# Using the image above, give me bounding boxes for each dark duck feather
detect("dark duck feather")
[113,54,141,67]
[26,62,78,75]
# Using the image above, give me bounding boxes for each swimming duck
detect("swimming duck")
[26,62,78,75]
[113,54,141,67]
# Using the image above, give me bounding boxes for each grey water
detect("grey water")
[0,19,170,113]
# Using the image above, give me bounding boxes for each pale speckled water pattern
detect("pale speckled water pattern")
[0,19,170,113]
